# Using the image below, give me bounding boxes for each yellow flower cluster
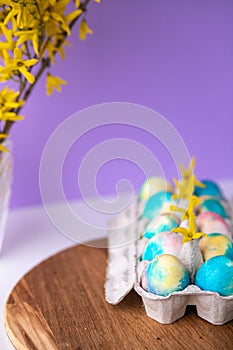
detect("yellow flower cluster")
[171,197,206,244]
[170,158,206,243]
[172,158,205,201]
[0,86,25,151]
[0,86,24,121]
[0,0,100,151]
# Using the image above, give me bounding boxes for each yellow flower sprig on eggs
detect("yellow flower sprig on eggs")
[0,0,100,151]
[172,158,205,201]
[170,158,207,244]
[171,197,206,244]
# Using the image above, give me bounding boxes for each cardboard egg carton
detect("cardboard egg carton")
[105,196,233,325]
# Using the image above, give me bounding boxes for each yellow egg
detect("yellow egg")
[139,176,174,201]
[199,233,233,261]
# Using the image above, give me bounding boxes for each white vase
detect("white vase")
[0,143,12,253]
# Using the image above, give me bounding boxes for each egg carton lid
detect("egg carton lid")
[105,196,233,325]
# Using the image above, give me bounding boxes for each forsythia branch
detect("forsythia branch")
[0,0,95,148]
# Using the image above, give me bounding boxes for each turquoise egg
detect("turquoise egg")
[194,180,224,199]
[144,254,190,296]
[144,214,180,239]
[142,231,182,260]
[142,191,173,221]
[199,198,227,219]
[199,233,233,261]
[139,176,174,201]
[195,255,233,296]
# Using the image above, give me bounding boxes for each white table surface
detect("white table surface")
[1,180,233,349]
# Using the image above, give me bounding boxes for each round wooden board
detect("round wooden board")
[5,239,233,350]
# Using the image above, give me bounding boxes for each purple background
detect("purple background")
[10,0,233,208]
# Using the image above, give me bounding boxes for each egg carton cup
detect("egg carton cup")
[105,196,233,325]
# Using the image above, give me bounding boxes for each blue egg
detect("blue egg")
[144,254,190,296]
[199,198,227,219]
[144,214,179,239]
[195,255,233,296]
[142,191,173,221]
[194,180,224,199]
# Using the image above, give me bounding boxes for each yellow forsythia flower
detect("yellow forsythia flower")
[0,48,38,84]
[40,39,56,64]
[1,0,32,29]
[0,87,24,123]
[172,209,206,244]
[0,87,24,110]
[79,20,93,40]
[0,143,9,153]
[50,12,71,35]
[66,9,82,24]
[15,29,40,56]
[46,73,67,96]
[0,134,9,152]
[0,24,14,50]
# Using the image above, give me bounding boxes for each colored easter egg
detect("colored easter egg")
[197,212,232,239]
[142,231,183,260]
[144,214,180,239]
[199,198,227,219]
[195,255,233,296]
[199,233,233,261]
[139,176,174,201]
[194,180,224,199]
[143,254,190,296]
[142,191,173,221]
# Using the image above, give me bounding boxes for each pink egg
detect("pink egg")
[197,212,232,240]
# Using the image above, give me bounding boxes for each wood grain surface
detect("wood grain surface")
[5,239,233,350]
